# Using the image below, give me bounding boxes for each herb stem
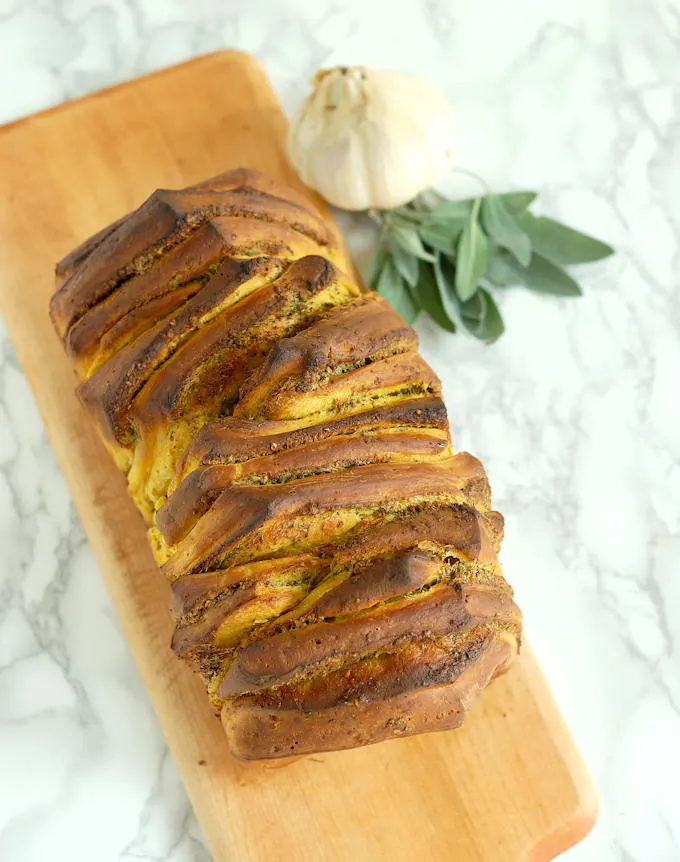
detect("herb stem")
[450,167,491,194]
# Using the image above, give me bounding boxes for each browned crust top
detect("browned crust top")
[52,168,522,760]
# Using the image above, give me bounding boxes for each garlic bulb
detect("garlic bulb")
[288,66,454,212]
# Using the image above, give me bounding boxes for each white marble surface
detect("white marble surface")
[0,0,679,859]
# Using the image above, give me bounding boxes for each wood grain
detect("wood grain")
[0,51,597,861]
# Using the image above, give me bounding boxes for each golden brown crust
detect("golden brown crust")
[157,431,450,547]
[51,169,338,340]
[55,212,130,281]
[232,294,441,424]
[52,169,522,760]
[158,456,496,580]
[170,395,450,483]
[221,631,516,759]
[167,502,508,690]
[218,583,520,698]
[156,399,451,547]
[234,293,416,414]
[66,217,334,378]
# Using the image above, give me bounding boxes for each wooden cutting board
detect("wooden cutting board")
[0,51,597,861]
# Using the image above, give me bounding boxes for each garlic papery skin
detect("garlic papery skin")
[288,66,454,212]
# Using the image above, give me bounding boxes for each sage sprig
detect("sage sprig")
[370,188,613,342]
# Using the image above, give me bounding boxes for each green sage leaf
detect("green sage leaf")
[458,289,486,323]
[429,199,474,222]
[388,235,419,287]
[433,254,461,322]
[401,200,431,219]
[429,191,536,221]
[455,200,488,301]
[481,194,531,266]
[516,212,614,265]
[520,254,582,295]
[485,249,582,295]
[485,248,523,287]
[419,217,465,254]
[511,253,583,296]
[460,288,504,342]
[386,214,436,261]
[375,255,421,323]
[369,248,388,289]
[386,206,427,225]
[500,191,537,213]
[414,264,456,332]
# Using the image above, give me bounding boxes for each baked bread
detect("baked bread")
[51,169,521,759]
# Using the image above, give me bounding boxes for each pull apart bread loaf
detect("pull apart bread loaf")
[51,169,522,759]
